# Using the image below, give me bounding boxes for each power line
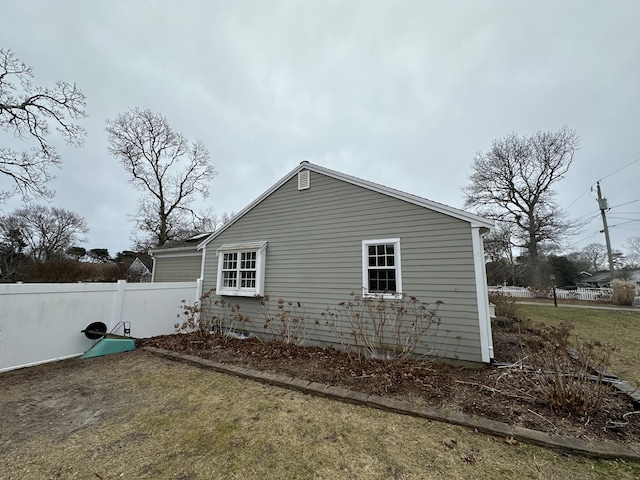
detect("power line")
[573,209,601,222]
[564,232,600,250]
[566,187,593,209]
[599,157,640,182]
[610,198,640,209]
[610,219,640,228]
[573,212,601,228]
[566,157,640,212]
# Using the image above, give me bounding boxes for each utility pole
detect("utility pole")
[596,181,615,280]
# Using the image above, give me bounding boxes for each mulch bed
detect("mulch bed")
[136,322,640,444]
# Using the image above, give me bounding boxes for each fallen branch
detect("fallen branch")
[527,408,558,431]
[455,380,535,401]
[607,411,640,429]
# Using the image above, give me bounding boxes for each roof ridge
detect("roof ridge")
[197,162,493,249]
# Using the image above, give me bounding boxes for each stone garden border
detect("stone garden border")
[144,346,640,463]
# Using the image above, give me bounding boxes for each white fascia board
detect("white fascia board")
[217,240,268,252]
[150,245,199,255]
[305,163,494,229]
[151,250,202,259]
[197,161,493,249]
[197,163,307,249]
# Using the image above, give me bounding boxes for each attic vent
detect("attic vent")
[298,170,310,190]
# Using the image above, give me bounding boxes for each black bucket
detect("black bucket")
[81,322,108,340]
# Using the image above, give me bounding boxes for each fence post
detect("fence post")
[110,280,127,331]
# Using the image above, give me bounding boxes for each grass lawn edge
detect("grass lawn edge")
[143,346,640,463]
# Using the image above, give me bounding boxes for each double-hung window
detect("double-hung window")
[216,241,267,296]
[362,238,402,298]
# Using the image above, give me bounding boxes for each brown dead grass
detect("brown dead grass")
[1,350,639,479]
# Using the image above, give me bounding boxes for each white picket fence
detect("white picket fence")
[0,279,201,372]
[488,286,640,306]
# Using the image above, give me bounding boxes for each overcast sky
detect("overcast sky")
[1,0,639,257]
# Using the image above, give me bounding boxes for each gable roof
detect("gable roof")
[128,256,152,273]
[117,252,153,270]
[199,161,493,249]
[150,233,213,255]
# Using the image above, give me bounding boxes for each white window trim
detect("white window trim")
[362,238,403,299]
[216,241,267,297]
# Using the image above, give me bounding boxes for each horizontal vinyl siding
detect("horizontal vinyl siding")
[153,255,202,282]
[202,171,484,362]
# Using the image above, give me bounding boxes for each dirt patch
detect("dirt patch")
[136,323,640,444]
[5,352,640,479]
[1,319,638,472]
[0,352,157,456]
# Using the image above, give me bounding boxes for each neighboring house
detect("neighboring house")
[126,256,152,283]
[116,252,153,283]
[150,233,209,282]
[154,162,495,364]
[577,269,640,289]
[579,271,611,288]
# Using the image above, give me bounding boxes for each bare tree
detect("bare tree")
[463,127,579,285]
[624,236,640,268]
[483,223,519,285]
[0,215,30,280]
[579,243,608,271]
[1,205,88,261]
[106,108,216,247]
[0,48,86,201]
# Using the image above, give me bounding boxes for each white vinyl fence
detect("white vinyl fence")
[488,286,640,306]
[0,280,201,372]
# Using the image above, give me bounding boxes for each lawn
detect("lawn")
[516,303,640,383]
[1,350,639,479]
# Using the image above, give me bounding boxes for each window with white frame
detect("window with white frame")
[216,241,267,296]
[362,238,402,298]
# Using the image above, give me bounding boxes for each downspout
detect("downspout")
[198,244,207,296]
[150,254,156,282]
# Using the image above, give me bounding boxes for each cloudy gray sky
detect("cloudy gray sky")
[1,0,639,257]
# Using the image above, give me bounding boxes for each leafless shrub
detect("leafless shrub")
[527,286,551,299]
[611,279,636,306]
[175,289,250,337]
[525,322,618,415]
[323,292,442,362]
[259,296,318,345]
[488,290,519,319]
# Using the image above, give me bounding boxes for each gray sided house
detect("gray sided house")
[154,162,495,364]
[150,233,208,282]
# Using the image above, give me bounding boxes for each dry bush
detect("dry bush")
[488,290,519,318]
[259,296,318,345]
[611,279,636,306]
[524,322,618,415]
[323,292,442,362]
[175,289,250,337]
[32,260,126,282]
